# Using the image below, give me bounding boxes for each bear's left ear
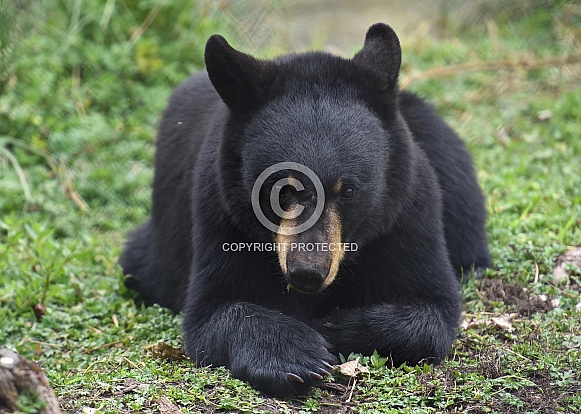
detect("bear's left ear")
[352,23,402,89]
[205,35,273,112]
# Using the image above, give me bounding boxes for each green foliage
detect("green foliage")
[1,1,580,412]
[0,0,242,233]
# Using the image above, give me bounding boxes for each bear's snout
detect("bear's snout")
[275,205,345,293]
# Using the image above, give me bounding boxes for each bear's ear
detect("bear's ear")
[352,23,402,89]
[205,35,272,112]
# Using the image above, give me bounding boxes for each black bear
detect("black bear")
[121,23,491,397]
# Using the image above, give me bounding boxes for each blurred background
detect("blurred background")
[1,0,579,227]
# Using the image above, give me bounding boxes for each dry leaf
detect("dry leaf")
[461,318,486,330]
[488,313,517,332]
[32,303,46,321]
[338,358,369,377]
[158,396,183,414]
[114,378,148,396]
[145,342,188,361]
[537,109,553,121]
[553,246,581,284]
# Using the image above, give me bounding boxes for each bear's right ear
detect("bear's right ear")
[352,23,402,89]
[205,35,272,113]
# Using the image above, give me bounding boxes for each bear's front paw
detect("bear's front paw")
[230,329,336,397]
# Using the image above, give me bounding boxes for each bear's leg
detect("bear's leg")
[182,301,336,397]
[120,220,157,297]
[314,301,459,366]
[120,219,187,312]
[183,203,336,397]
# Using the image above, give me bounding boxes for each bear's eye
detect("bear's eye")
[279,185,291,200]
[279,185,303,210]
[340,187,355,199]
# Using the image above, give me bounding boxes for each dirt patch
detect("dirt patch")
[510,370,578,414]
[479,278,525,305]
[478,278,555,316]
[418,365,578,414]
[515,294,554,316]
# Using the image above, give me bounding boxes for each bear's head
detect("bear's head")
[206,24,415,294]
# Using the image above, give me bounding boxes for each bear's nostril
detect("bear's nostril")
[288,270,325,293]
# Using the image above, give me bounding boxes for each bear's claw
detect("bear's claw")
[322,361,335,371]
[287,373,304,383]
[309,371,324,380]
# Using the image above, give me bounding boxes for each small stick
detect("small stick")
[400,53,581,89]
[345,378,357,403]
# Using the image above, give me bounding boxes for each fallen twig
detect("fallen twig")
[401,53,581,89]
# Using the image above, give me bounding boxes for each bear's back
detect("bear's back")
[398,91,491,275]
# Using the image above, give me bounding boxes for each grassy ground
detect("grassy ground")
[1,1,580,413]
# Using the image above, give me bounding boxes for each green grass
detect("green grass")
[1,1,580,413]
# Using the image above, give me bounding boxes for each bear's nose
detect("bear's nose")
[287,262,327,294]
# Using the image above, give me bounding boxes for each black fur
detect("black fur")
[120,23,491,397]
